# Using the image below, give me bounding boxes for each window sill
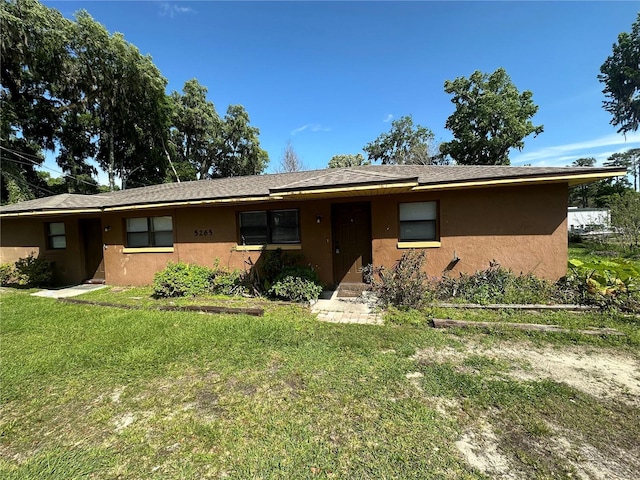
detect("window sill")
[235,244,302,251]
[122,247,174,253]
[397,241,441,249]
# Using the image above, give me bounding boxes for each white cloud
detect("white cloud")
[159,2,195,18]
[383,114,394,123]
[290,124,331,136]
[511,133,640,166]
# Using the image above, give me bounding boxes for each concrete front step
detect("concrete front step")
[336,283,369,298]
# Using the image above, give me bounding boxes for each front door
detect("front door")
[80,218,105,281]
[332,202,372,284]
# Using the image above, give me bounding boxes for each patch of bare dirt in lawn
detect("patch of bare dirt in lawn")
[414,340,640,406]
[412,339,640,479]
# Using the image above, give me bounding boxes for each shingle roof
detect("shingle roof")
[0,164,625,215]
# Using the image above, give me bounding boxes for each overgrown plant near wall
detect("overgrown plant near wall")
[0,263,15,286]
[557,262,640,313]
[365,250,431,309]
[257,249,323,302]
[268,275,323,303]
[152,253,324,303]
[13,253,54,287]
[152,262,246,298]
[152,262,214,297]
[435,261,555,305]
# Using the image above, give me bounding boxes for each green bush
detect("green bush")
[557,263,640,313]
[0,263,15,286]
[367,250,431,309]
[152,261,246,298]
[211,268,245,296]
[435,261,553,305]
[268,275,323,303]
[258,249,304,291]
[14,253,54,287]
[152,262,214,298]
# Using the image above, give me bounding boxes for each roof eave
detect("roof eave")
[102,195,278,212]
[413,170,627,191]
[268,181,420,199]
[0,208,103,219]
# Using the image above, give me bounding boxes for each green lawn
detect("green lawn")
[1,289,639,479]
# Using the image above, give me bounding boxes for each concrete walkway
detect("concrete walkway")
[311,290,383,325]
[31,284,108,298]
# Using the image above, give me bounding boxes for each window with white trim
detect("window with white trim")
[239,209,300,245]
[125,216,173,248]
[399,202,438,241]
[47,222,66,249]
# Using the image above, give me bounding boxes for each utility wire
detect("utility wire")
[1,169,57,196]
[0,145,106,190]
[1,144,163,191]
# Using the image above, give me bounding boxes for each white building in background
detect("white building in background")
[567,207,610,233]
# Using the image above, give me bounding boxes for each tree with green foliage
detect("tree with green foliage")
[609,191,640,248]
[363,115,437,165]
[1,1,171,199]
[0,0,72,202]
[568,155,633,208]
[168,79,220,181]
[328,153,368,168]
[599,13,640,134]
[1,0,266,202]
[71,11,171,190]
[214,105,269,177]
[440,68,543,165]
[610,147,640,191]
[595,156,632,206]
[568,158,599,207]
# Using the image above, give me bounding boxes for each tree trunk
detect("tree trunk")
[162,138,180,183]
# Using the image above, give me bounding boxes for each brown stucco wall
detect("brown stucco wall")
[102,200,336,286]
[0,216,93,285]
[371,183,568,281]
[1,182,569,287]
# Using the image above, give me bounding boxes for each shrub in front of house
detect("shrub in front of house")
[435,261,554,305]
[152,262,214,298]
[0,263,16,286]
[268,275,323,303]
[258,249,304,290]
[246,249,323,302]
[13,253,54,287]
[152,261,247,298]
[366,250,431,309]
[267,264,323,303]
[211,268,245,296]
[556,262,640,313]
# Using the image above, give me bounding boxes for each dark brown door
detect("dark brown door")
[332,202,372,284]
[80,218,105,281]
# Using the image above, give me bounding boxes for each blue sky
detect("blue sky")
[43,0,640,180]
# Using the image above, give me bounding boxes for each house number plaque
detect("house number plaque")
[194,229,213,237]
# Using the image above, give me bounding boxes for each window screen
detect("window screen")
[239,209,300,245]
[47,222,66,249]
[399,202,437,241]
[126,216,173,247]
